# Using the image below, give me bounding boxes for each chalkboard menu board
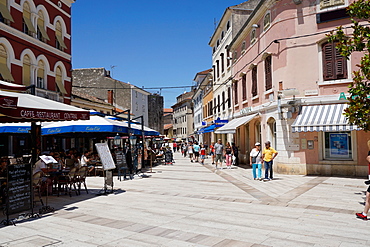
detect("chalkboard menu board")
[7,163,32,215]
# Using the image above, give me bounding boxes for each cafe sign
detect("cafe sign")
[240,106,253,115]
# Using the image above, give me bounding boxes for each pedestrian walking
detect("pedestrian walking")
[173,142,177,153]
[250,142,262,180]
[262,141,278,180]
[193,142,200,162]
[200,144,206,164]
[214,139,224,169]
[210,142,215,164]
[188,142,194,162]
[356,149,370,220]
[225,142,233,169]
[182,142,187,157]
[231,142,239,166]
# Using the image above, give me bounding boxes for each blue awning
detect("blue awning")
[198,124,224,134]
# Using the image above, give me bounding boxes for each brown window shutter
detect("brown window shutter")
[234,81,238,104]
[334,45,347,79]
[242,74,247,101]
[265,56,272,90]
[227,87,231,108]
[322,42,335,80]
[252,66,257,97]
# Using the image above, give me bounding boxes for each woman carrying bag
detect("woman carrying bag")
[250,142,262,180]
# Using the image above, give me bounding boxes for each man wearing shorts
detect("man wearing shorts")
[214,139,224,169]
[193,142,200,162]
[356,150,370,220]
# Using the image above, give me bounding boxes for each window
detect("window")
[265,55,272,91]
[0,0,14,24]
[252,66,258,97]
[226,49,231,67]
[234,81,238,104]
[250,29,256,44]
[37,11,50,42]
[320,0,345,10]
[227,21,230,30]
[324,132,352,160]
[216,60,219,78]
[233,51,238,62]
[322,41,347,81]
[213,98,216,114]
[222,91,225,111]
[217,95,220,113]
[55,21,67,51]
[36,60,45,89]
[22,2,35,36]
[221,31,224,40]
[227,87,231,108]
[263,12,271,30]
[210,100,213,116]
[220,53,224,72]
[55,66,67,94]
[0,44,14,82]
[242,74,247,101]
[22,55,31,86]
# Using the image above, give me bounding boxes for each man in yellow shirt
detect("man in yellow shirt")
[262,141,278,181]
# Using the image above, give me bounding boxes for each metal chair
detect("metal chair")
[32,171,44,206]
[57,167,78,197]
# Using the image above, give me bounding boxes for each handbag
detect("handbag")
[251,150,260,164]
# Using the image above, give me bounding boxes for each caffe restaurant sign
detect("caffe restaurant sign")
[1,107,89,121]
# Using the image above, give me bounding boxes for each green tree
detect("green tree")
[329,0,370,131]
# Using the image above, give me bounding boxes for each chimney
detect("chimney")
[108,90,114,105]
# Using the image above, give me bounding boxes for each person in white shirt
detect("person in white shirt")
[250,142,262,180]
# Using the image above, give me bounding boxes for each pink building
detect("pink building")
[217,0,369,177]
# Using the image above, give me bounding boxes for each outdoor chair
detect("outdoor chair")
[57,167,78,197]
[76,166,88,194]
[32,171,44,207]
[65,158,75,169]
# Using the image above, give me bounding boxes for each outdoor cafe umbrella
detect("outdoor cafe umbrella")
[0,88,90,163]
[41,115,130,136]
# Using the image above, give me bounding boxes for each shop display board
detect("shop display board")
[7,163,32,215]
[95,143,116,170]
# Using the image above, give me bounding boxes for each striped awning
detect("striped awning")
[215,114,257,134]
[291,104,360,132]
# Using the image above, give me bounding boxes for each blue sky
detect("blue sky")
[71,1,244,108]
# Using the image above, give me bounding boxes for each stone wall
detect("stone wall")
[148,94,164,134]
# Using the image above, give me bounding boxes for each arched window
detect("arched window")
[263,12,271,30]
[55,21,67,50]
[37,60,45,89]
[37,10,50,42]
[0,44,14,82]
[241,41,246,52]
[22,55,31,86]
[0,0,14,23]
[55,66,67,94]
[23,2,35,35]
[250,29,256,44]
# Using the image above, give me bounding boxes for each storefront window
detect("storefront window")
[324,132,352,160]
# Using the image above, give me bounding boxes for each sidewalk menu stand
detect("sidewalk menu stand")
[2,163,37,226]
[95,143,116,195]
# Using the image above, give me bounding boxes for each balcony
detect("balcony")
[35,88,64,103]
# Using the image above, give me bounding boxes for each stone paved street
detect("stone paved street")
[1,152,369,246]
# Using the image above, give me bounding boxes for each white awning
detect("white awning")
[215,114,258,134]
[291,104,360,132]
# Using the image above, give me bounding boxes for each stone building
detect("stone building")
[72,68,162,133]
[172,91,194,140]
[148,94,164,135]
